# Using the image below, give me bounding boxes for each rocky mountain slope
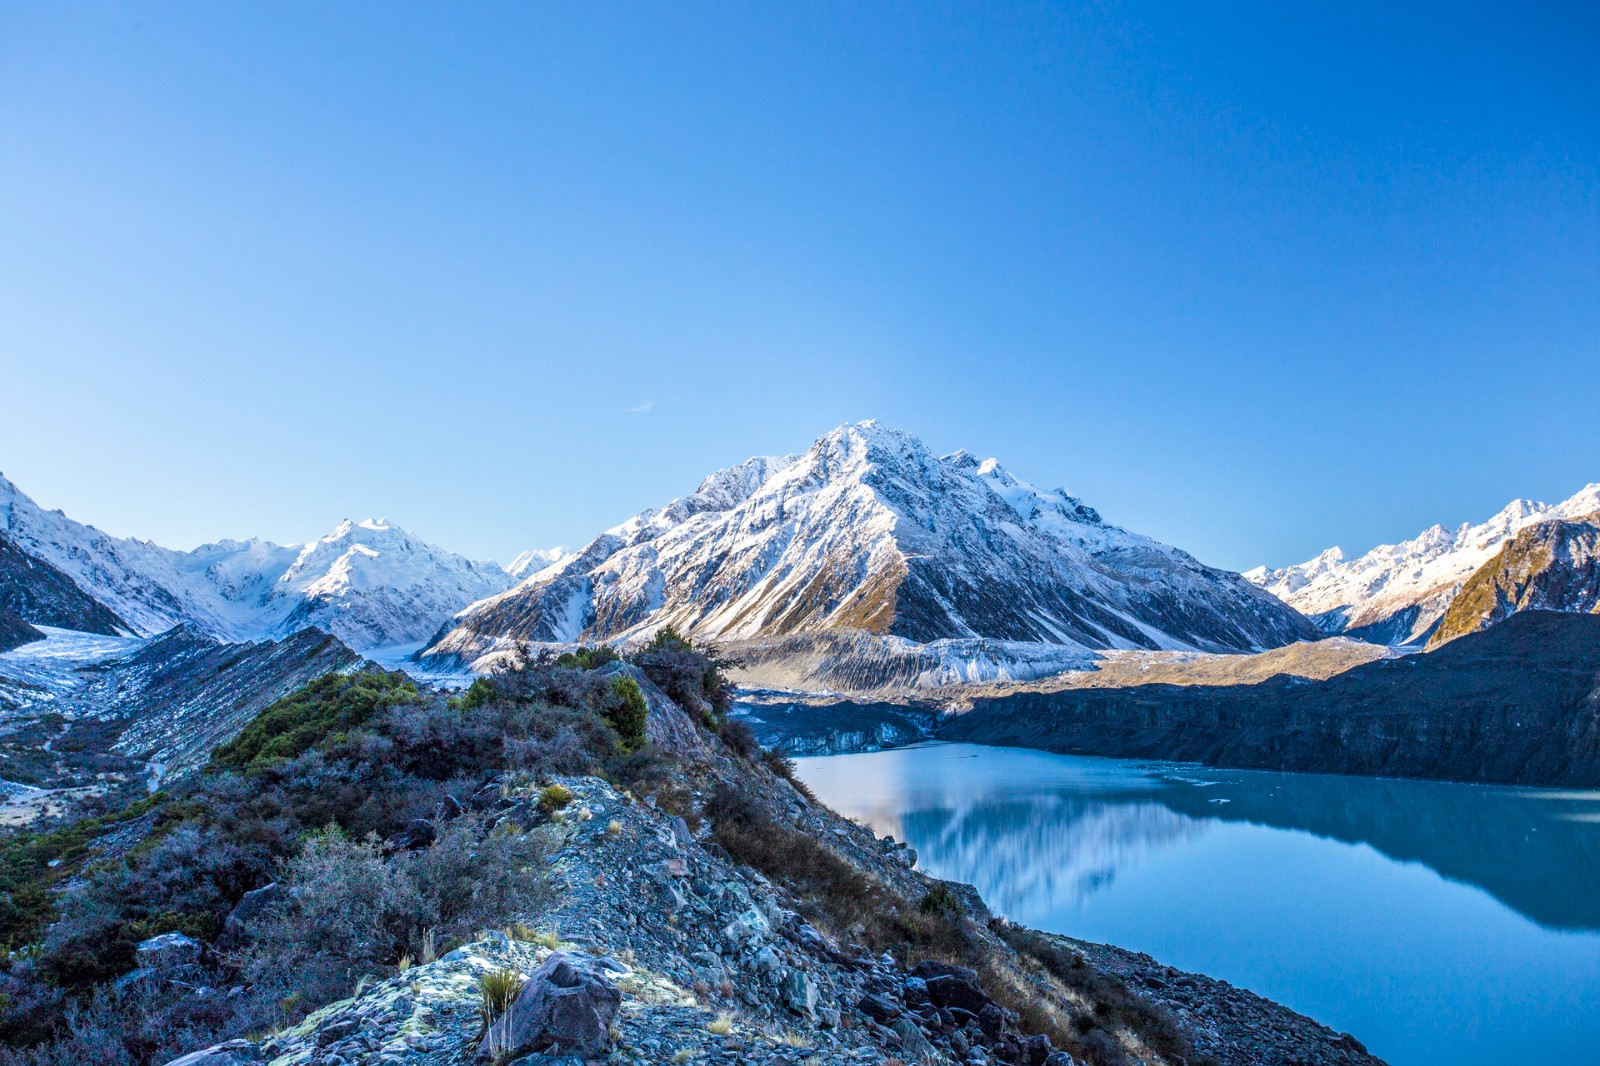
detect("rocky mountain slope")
[1427,514,1600,647]
[421,422,1316,672]
[0,473,520,650]
[943,611,1600,787]
[238,769,1379,1066]
[0,531,129,636]
[1246,483,1600,644]
[0,624,362,818]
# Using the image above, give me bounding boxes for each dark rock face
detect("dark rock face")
[945,612,1600,787]
[0,531,127,635]
[384,818,438,853]
[0,605,43,652]
[479,952,622,1061]
[734,697,937,755]
[1429,515,1600,647]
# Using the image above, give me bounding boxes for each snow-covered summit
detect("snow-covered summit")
[0,472,516,650]
[507,546,574,580]
[1246,483,1600,644]
[420,421,1315,669]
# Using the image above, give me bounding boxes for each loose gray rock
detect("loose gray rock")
[891,1016,938,1063]
[135,932,203,971]
[159,1038,261,1066]
[780,967,818,1020]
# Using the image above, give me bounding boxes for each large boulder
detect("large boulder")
[221,882,286,943]
[911,960,992,1016]
[595,662,708,759]
[383,818,438,853]
[478,952,621,1061]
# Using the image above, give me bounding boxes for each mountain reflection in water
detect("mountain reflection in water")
[795,742,1600,1066]
[799,742,1600,930]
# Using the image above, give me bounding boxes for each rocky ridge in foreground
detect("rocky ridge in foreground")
[117,645,1383,1066]
[185,767,1382,1066]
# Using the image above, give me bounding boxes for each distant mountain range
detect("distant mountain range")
[0,473,553,650]
[7,431,1595,676]
[418,421,1316,671]
[1246,484,1600,644]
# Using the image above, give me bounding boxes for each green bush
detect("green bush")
[209,671,417,772]
[606,676,648,751]
[452,677,495,712]
[554,645,620,671]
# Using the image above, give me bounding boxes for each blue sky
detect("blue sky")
[2,2,1596,570]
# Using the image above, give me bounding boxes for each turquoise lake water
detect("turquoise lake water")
[793,742,1600,1066]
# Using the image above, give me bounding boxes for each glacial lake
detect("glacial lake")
[793,742,1600,1066]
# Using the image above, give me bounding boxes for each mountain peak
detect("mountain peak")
[420,424,1314,668]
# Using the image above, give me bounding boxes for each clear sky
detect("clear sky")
[2,2,1596,571]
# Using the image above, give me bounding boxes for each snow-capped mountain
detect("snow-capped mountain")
[419,421,1316,671]
[0,472,521,650]
[1245,483,1600,644]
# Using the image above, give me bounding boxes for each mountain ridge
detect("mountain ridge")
[1427,512,1600,647]
[1246,483,1600,644]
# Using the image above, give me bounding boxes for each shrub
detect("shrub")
[452,677,495,712]
[994,923,1198,1066]
[478,968,525,1034]
[209,671,417,772]
[919,883,961,918]
[605,677,648,751]
[717,718,759,760]
[761,748,815,801]
[703,786,972,966]
[539,784,574,812]
[247,831,424,988]
[553,646,619,671]
[630,630,733,718]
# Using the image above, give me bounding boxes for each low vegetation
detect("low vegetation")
[0,636,734,1066]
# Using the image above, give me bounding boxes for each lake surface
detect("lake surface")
[793,743,1600,1066]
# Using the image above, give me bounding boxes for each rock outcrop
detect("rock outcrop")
[1427,514,1600,647]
